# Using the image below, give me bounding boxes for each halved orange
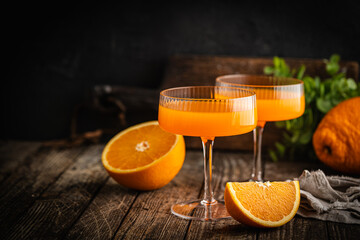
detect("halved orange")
[102,121,185,191]
[224,181,300,228]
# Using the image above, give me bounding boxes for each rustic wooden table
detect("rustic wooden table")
[0,141,359,239]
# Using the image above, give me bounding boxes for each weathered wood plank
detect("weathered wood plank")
[264,157,342,181]
[2,145,105,240]
[327,222,360,240]
[186,219,259,240]
[0,141,42,183]
[0,145,84,236]
[0,141,42,169]
[65,177,138,240]
[0,141,356,240]
[257,217,328,240]
[215,151,254,183]
[113,151,204,240]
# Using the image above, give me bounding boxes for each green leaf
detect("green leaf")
[338,78,347,90]
[307,91,316,104]
[274,56,281,68]
[275,142,286,157]
[331,97,342,106]
[305,108,314,127]
[303,77,312,91]
[297,65,306,80]
[280,59,290,76]
[314,77,321,89]
[347,79,357,90]
[331,78,341,93]
[283,132,291,141]
[316,98,333,113]
[326,62,340,76]
[264,66,274,75]
[333,72,345,81]
[290,131,300,143]
[330,54,340,63]
[269,149,278,162]
[326,55,340,76]
[275,121,286,128]
[285,120,292,131]
[298,131,313,144]
[320,84,325,97]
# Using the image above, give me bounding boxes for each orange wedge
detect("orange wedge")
[224,181,300,228]
[102,121,185,190]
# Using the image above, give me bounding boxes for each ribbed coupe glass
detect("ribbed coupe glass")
[216,74,305,182]
[158,86,257,221]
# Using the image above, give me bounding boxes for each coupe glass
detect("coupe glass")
[216,75,305,182]
[158,86,257,221]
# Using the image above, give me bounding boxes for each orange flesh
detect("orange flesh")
[105,125,176,169]
[232,182,296,222]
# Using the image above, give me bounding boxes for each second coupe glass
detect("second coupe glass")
[216,75,305,182]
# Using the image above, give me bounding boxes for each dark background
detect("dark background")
[3,1,360,141]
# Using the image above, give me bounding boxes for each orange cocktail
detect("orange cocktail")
[257,97,305,121]
[159,102,256,137]
[256,90,305,127]
[158,86,257,221]
[216,75,305,181]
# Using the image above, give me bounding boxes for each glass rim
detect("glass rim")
[159,85,256,102]
[216,74,304,88]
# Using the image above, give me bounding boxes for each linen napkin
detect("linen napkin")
[297,169,360,224]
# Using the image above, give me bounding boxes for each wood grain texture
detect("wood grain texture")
[0,145,84,238]
[0,142,358,240]
[327,222,360,240]
[65,177,138,240]
[257,217,328,240]
[0,141,42,183]
[113,151,204,240]
[3,145,102,240]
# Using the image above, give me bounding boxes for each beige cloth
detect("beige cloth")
[297,169,360,224]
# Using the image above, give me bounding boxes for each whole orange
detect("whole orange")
[313,97,360,174]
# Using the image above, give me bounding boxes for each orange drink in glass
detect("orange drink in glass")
[216,75,305,181]
[158,86,257,221]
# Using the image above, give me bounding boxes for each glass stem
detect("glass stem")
[251,124,265,182]
[201,137,216,205]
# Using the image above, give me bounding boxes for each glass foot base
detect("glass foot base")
[171,199,231,221]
